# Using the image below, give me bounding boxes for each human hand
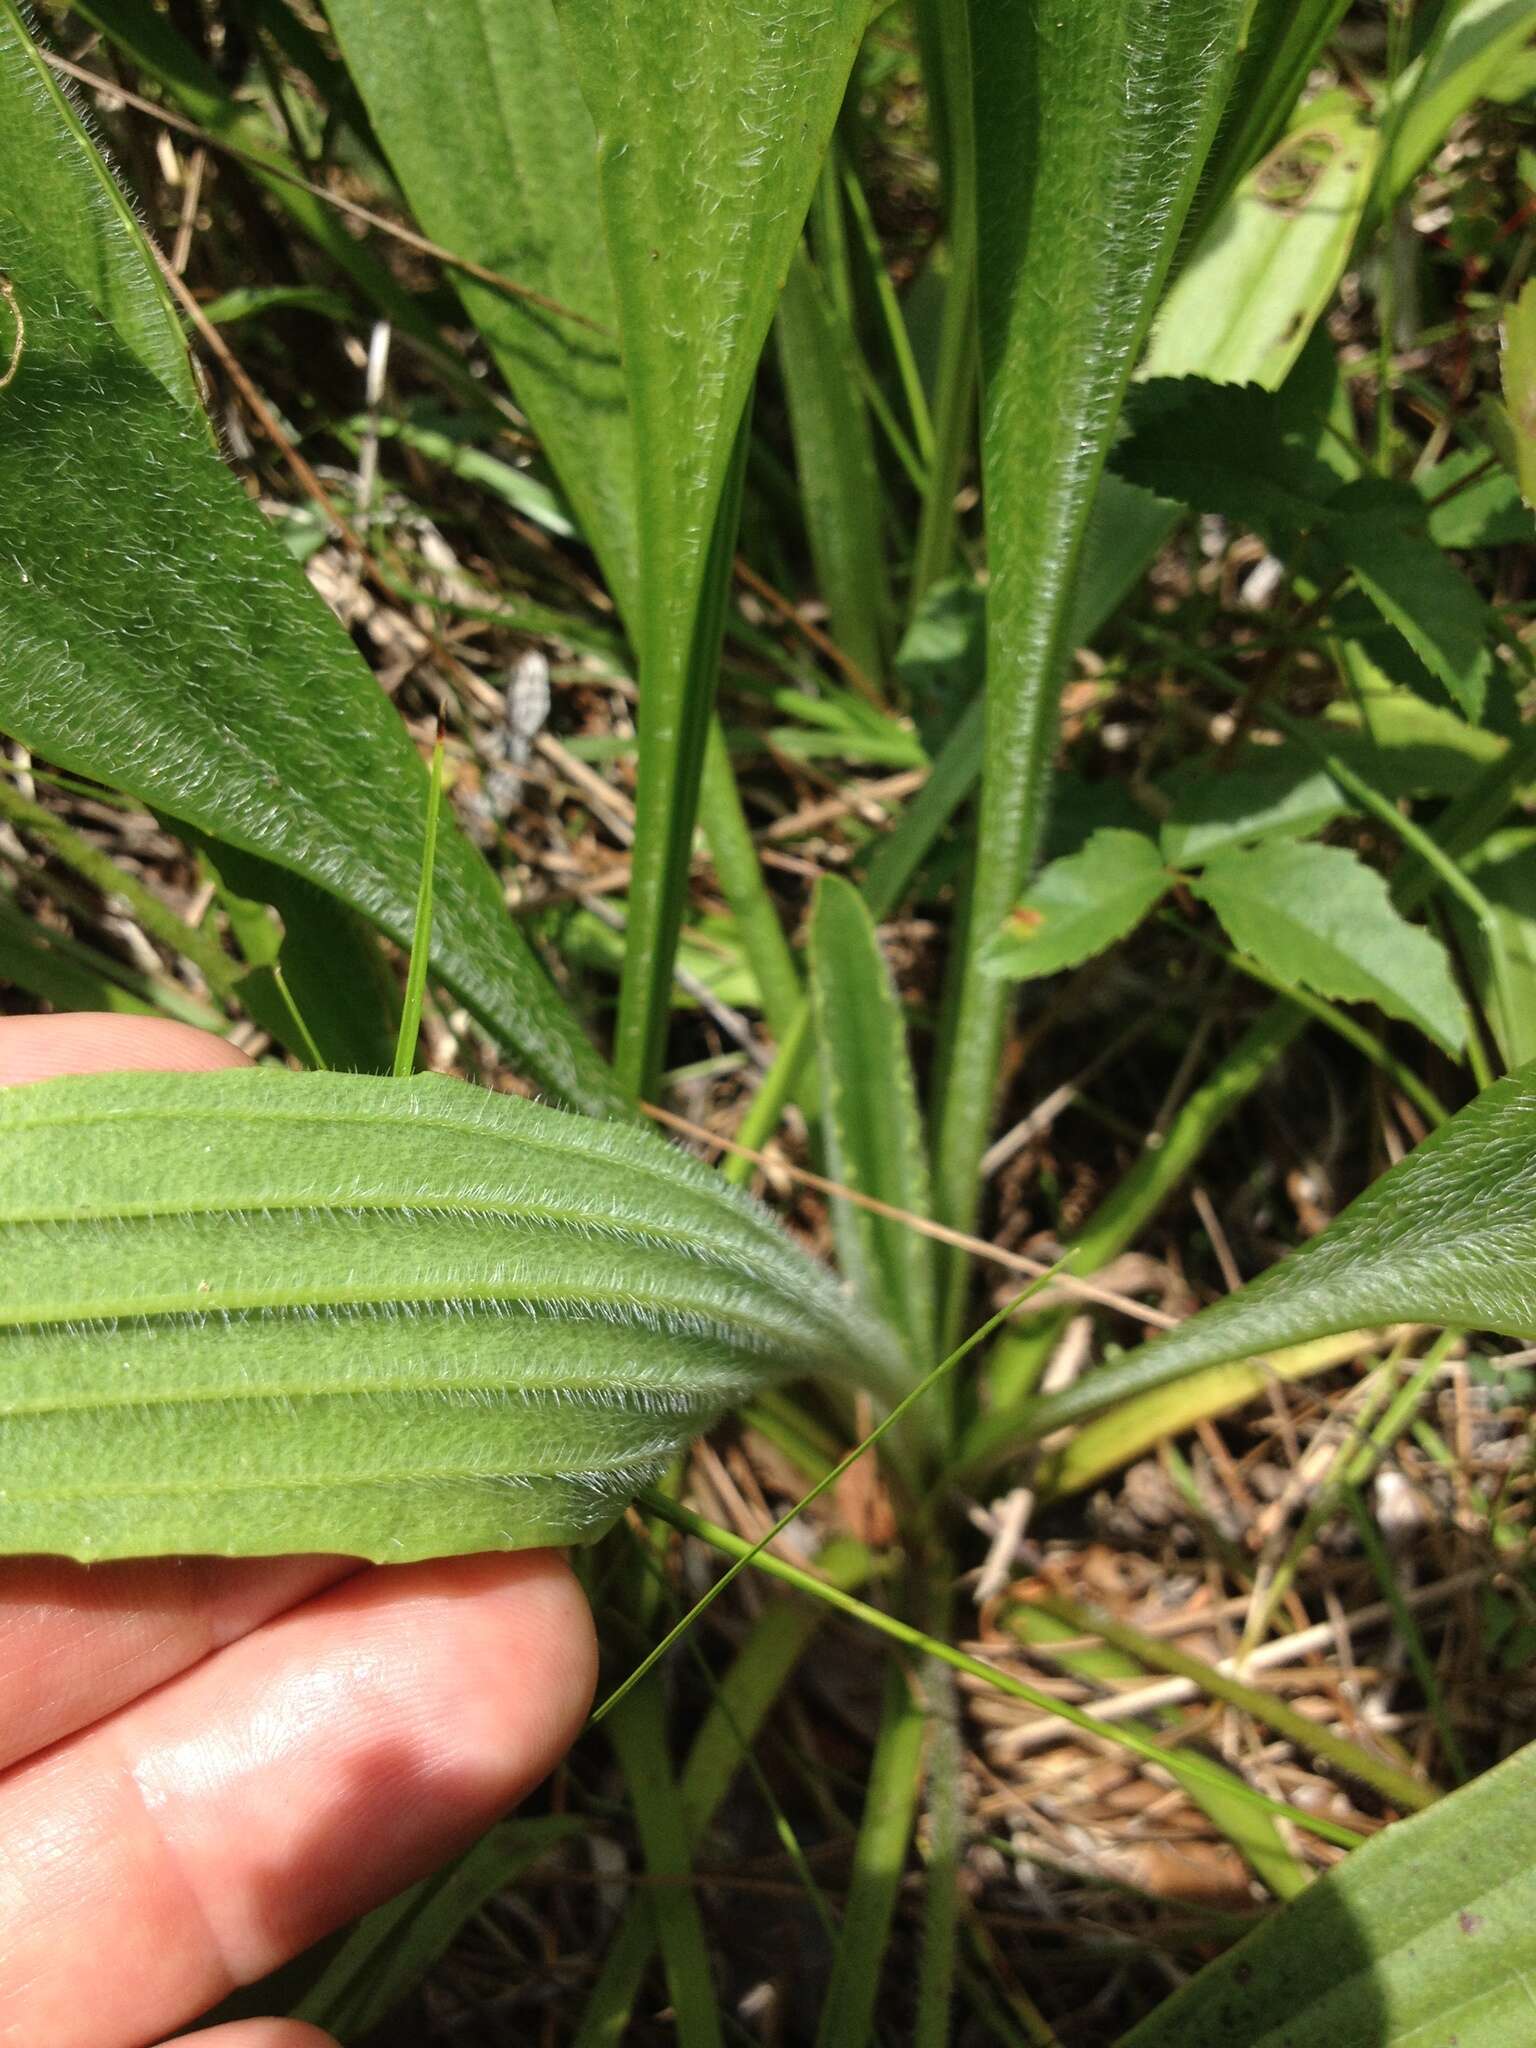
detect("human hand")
[0,1016,598,2048]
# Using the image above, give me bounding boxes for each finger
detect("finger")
[0,1555,356,1772]
[0,1549,596,2048]
[162,2025,336,2048]
[0,1012,251,1086]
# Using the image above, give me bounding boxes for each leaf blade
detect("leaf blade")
[1189,839,1465,1054]
[808,876,935,1363]
[980,829,1170,982]
[0,205,620,1113]
[0,1067,902,1562]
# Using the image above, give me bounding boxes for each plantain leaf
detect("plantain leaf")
[932,0,1246,1276]
[975,1058,1536,1455]
[0,202,621,1115]
[0,0,194,407]
[1121,1736,1536,2048]
[981,830,1170,983]
[321,0,638,608]
[554,0,866,1097]
[808,876,935,1362]
[0,1067,903,1562]
[1190,839,1466,1054]
[777,245,893,685]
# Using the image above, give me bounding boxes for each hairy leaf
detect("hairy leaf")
[0,1068,902,1562]
[0,0,193,406]
[1122,1737,1536,2047]
[0,208,620,1114]
[809,877,935,1362]
[1000,1056,1536,1446]
[933,0,1246,1273]
[1191,839,1465,1053]
[554,0,866,1096]
[981,830,1169,982]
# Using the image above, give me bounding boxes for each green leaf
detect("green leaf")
[1386,0,1536,202]
[1501,275,1536,515]
[1187,0,1351,243]
[554,0,866,1097]
[0,1,194,406]
[1121,1738,1536,2048]
[1112,376,1338,540]
[809,877,935,1363]
[1190,839,1465,1054]
[1016,1053,1536,1444]
[0,206,620,1114]
[980,830,1169,982]
[777,245,894,686]
[0,1067,903,1562]
[1448,825,1536,1069]
[1146,92,1379,391]
[1420,445,1536,547]
[814,1666,926,2048]
[933,0,1246,1274]
[1159,759,1348,866]
[1318,478,1495,723]
[321,0,637,606]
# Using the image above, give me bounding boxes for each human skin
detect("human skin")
[0,1014,598,2048]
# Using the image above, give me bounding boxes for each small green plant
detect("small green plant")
[4,0,1536,2039]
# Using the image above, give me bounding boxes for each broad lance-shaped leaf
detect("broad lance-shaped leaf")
[0,207,621,1116]
[980,830,1170,983]
[809,877,936,1363]
[554,0,866,1097]
[1190,838,1466,1055]
[968,1059,1536,1461]
[1122,1736,1536,2048]
[0,0,194,407]
[932,0,1246,1288]
[321,0,638,611]
[0,1068,906,1563]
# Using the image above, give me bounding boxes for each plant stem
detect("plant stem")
[640,1492,1364,1853]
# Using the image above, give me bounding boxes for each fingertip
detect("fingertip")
[0,1013,251,1085]
[164,2024,336,2047]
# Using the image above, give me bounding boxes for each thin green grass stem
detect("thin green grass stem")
[392,725,444,1078]
[1342,1483,1471,1785]
[591,1289,1040,1728]
[640,1491,1365,1853]
[1032,1593,1439,1813]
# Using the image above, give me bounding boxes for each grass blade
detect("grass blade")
[392,722,445,1079]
